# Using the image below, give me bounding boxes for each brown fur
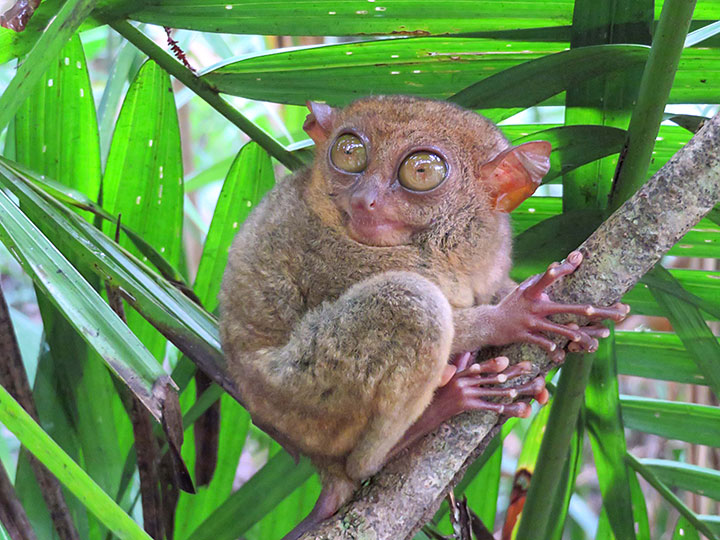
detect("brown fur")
[219,96,538,536]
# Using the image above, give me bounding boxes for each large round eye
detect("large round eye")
[398,152,447,191]
[330,134,367,173]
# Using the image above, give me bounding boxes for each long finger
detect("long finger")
[525,251,582,298]
[465,399,531,418]
[538,301,629,321]
[532,319,597,351]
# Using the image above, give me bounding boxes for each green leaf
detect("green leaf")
[627,454,717,540]
[673,516,701,540]
[103,58,185,366]
[625,269,720,320]
[0,185,165,419]
[461,434,502,530]
[646,265,720,398]
[185,452,314,540]
[104,59,184,276]
[615,331,711,386]
[641,459,720,501]
[0,162,229,394]
[586,337,637,540]
[512,125,626,183]
[0,384,151,540]
[511,209,604,280]
[14,34,101,205]
[0,0,98,131]
[449,45,649,111]
[121,1,574,36]
[174,392,251,538]
[620,396,720,447]
[202,38,567,106]
[194,142,275,312]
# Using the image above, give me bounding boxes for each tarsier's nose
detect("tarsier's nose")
[350,185,378,212]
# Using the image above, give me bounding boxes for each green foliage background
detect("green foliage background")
[0,1,719,539]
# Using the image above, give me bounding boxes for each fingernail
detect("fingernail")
[569,251,582,263]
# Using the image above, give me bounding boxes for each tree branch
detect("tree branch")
[303,112,720,539]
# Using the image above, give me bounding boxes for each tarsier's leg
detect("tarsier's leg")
[281,271,454,540]
[282,475,355,540]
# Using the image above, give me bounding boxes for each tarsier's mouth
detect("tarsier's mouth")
[344,212,408,247]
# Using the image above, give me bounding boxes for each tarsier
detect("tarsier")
[219,96,628,539]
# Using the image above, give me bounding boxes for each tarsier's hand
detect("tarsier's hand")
[493,250,629,363]
[435,352,548,418]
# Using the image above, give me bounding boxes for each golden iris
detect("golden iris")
[398,152,447,191]
[330,134,367,173]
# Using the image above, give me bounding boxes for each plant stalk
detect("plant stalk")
[514,354,594,540]
[110,20,304,172]
[609,0,697,210]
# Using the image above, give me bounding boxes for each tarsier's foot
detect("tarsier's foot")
[494,250,630,363]
[438,352,548,419]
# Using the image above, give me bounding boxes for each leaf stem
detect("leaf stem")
[626,453,718,540]
[514,354,595,540]
[110,20,304,171]
[609,0,697,210]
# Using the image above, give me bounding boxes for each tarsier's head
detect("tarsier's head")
[304,96,551,248]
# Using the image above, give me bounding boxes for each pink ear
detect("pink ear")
[303,101,336,144]
[481,141,552,212]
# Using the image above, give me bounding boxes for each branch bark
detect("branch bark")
[303,112,720,539]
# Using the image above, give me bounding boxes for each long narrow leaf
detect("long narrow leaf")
[185,452,314,540]
[0,0,97,131]
[641,459,720,501]
[0,162,234,397]
[586,336,638,540]
[620,396,720,446]
[627,454,717,540]
[0,187,165,420]
[0,384,152,540]
[122,1,573,35]
[647,265,720,398]
[615,331,710,385]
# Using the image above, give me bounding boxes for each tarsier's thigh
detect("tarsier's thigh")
[312,271,454,479]
[285,271,454,460]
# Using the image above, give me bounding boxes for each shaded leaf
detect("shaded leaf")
[0,384,152,540]
[0,186,165,420]
[450,45,649,111]
[642,459,720,501]
[620,396,720,447]
[586,337,637,540]
[646,265,720,398]
[513,125,626,183]
[615,331,710,386]
[185,452,314,540]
